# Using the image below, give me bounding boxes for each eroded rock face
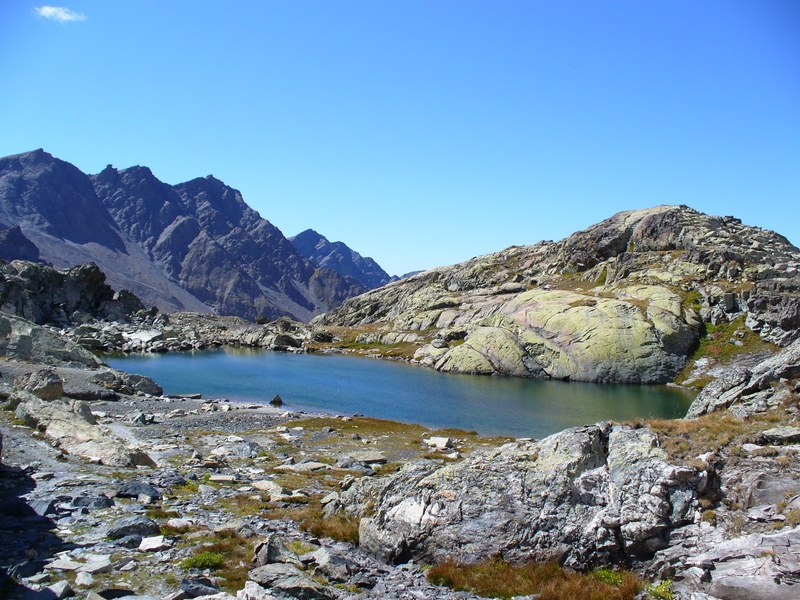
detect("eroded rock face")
[417,285,699,383]
[339,424,704,569]
[0,260,143,326]
[687,337,800,417]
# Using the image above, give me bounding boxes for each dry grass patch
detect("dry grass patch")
[264,502,359,544]
[427,559,643,600]
[217,492,272,516]
[637,410,786,464]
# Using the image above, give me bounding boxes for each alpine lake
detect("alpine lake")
[106,347,696,439]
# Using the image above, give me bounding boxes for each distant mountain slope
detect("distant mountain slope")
[290,229,395,289]
[0,149,365,320]
[317,205,800,383]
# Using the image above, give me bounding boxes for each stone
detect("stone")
[249,563,334,600]
[208,474,237,483]
[49,557,84,571]
[117,481,162,501]
[180,577,220,598]
[14,394,153,467]
[269,395,283,407]
[320,492,338,506]
[75,571,94,587]
[274,462,330,473]
[347,450,387,464]
[759,426,800,445]
[47,580,74,599]
[235,581,281,600]
[79,555,112,574]
[71,495,114,510]
[138,535,170,551]
[424,437,452,450]
[116,534,143,549]
[18,368,64,400]
[311,547,357,582]
[167,518,195,529]
[253,534,302,568]
[252,480,290,501]
[107,516,160,539]
[344,423,703,569]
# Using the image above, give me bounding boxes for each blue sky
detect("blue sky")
[1,2,798,276]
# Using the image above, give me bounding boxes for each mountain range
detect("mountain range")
[0,149,393,321]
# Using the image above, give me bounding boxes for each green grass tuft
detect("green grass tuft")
[181,551,225,570]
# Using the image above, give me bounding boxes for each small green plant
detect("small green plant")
[591,568,623,586]
[648,579,673,600]
[286,539,318,555]
[181,551,225,570]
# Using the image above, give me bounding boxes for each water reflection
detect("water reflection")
[107,349,695,439]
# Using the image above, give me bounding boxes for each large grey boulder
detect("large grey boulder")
[16,368,64,400]
[15,392,154,467]
[342,423,704,569]
[0,313,103,367]
[248,563,335,599]
[253,534,302,568]
[107,515,160,539]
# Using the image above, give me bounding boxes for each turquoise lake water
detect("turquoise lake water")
[106,348,695,439]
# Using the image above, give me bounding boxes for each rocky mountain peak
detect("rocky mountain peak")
[0,150,380,321]
[290,229,394,290]
[552,205,797,273]
[0,150,126,252]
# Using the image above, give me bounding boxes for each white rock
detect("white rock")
[424,436,452,450]
[138,535,170,551]
[79,554,112,573]
[48,557,83,571]
[75,571,94,587]
[320,492,339,505]
[166,517,195,529]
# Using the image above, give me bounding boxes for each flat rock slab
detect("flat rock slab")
[139,535,170,551]
[274,461,330,473]
[759,426,800,444]
[348,450,387,464]
[249,563,334,599]
[48,557,84,571]
[79,555,112,573]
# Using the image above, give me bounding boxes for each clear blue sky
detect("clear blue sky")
[1,2,798,276]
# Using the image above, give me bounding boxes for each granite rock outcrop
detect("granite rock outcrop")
[318,205,800,383]
[337,423,705,568]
